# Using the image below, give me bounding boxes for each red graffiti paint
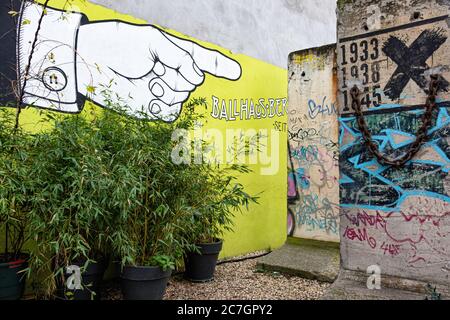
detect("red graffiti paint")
[380,242,401,256]
[344,210,387,229]
[343,226,377,249]
[343,206,450,265]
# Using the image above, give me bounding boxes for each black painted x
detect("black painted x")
[383,28,449,100]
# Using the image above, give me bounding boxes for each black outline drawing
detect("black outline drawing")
[1,0,242,122]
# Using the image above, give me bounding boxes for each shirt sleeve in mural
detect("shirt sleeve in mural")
[19,1,83,113]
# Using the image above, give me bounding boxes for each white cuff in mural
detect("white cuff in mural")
[19,1,82,113]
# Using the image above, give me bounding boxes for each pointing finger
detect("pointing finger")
[152,63,196,92]
[164,33,242,80]
[152,29,205,85]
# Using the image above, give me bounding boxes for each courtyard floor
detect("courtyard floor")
[102,252,330,300]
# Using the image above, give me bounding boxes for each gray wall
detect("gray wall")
[90,0,337,68]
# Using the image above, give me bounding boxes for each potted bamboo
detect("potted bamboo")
[27,112,114,300]
[100,100,200,300]
[0,110,35,300]
[181,163,258,282]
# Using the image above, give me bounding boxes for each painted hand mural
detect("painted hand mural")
[2,0,241,122]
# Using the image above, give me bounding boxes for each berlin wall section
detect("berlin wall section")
[288,45,340,243]
[337,0,450,288]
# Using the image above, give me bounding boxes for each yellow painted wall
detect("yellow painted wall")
[10,0,288,258]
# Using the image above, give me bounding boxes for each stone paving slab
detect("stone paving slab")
[256,238,340,283]
[322,269,449,300]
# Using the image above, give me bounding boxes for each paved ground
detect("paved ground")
[323,269,448,300]
[102,252,330,300]
[257,238,340,283]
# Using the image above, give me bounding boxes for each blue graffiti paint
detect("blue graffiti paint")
[294,194,339,234]
[340,106,450,210]
[295,168,310,189]
[292,145,319,162]
[308,97,337,119]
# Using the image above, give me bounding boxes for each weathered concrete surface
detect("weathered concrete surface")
[323,269,450,300]
[89,0,337,68]
[256,238,340,283]
[338,0,450,288]
[337,0,450,114]
[288,45,340,242]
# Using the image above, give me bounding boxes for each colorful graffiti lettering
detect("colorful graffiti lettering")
[339,104,450,272]
[295,194,339,235]
[308,97,337,119]
[342,199,450,266]
[343,226,377,249]
[288,47,339,242]
[292,145,319,162]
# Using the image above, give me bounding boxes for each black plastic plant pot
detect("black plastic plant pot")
[56,258,107,301]
[120,266,172,300]
[184,240,223,283]
[0,254,28,300]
